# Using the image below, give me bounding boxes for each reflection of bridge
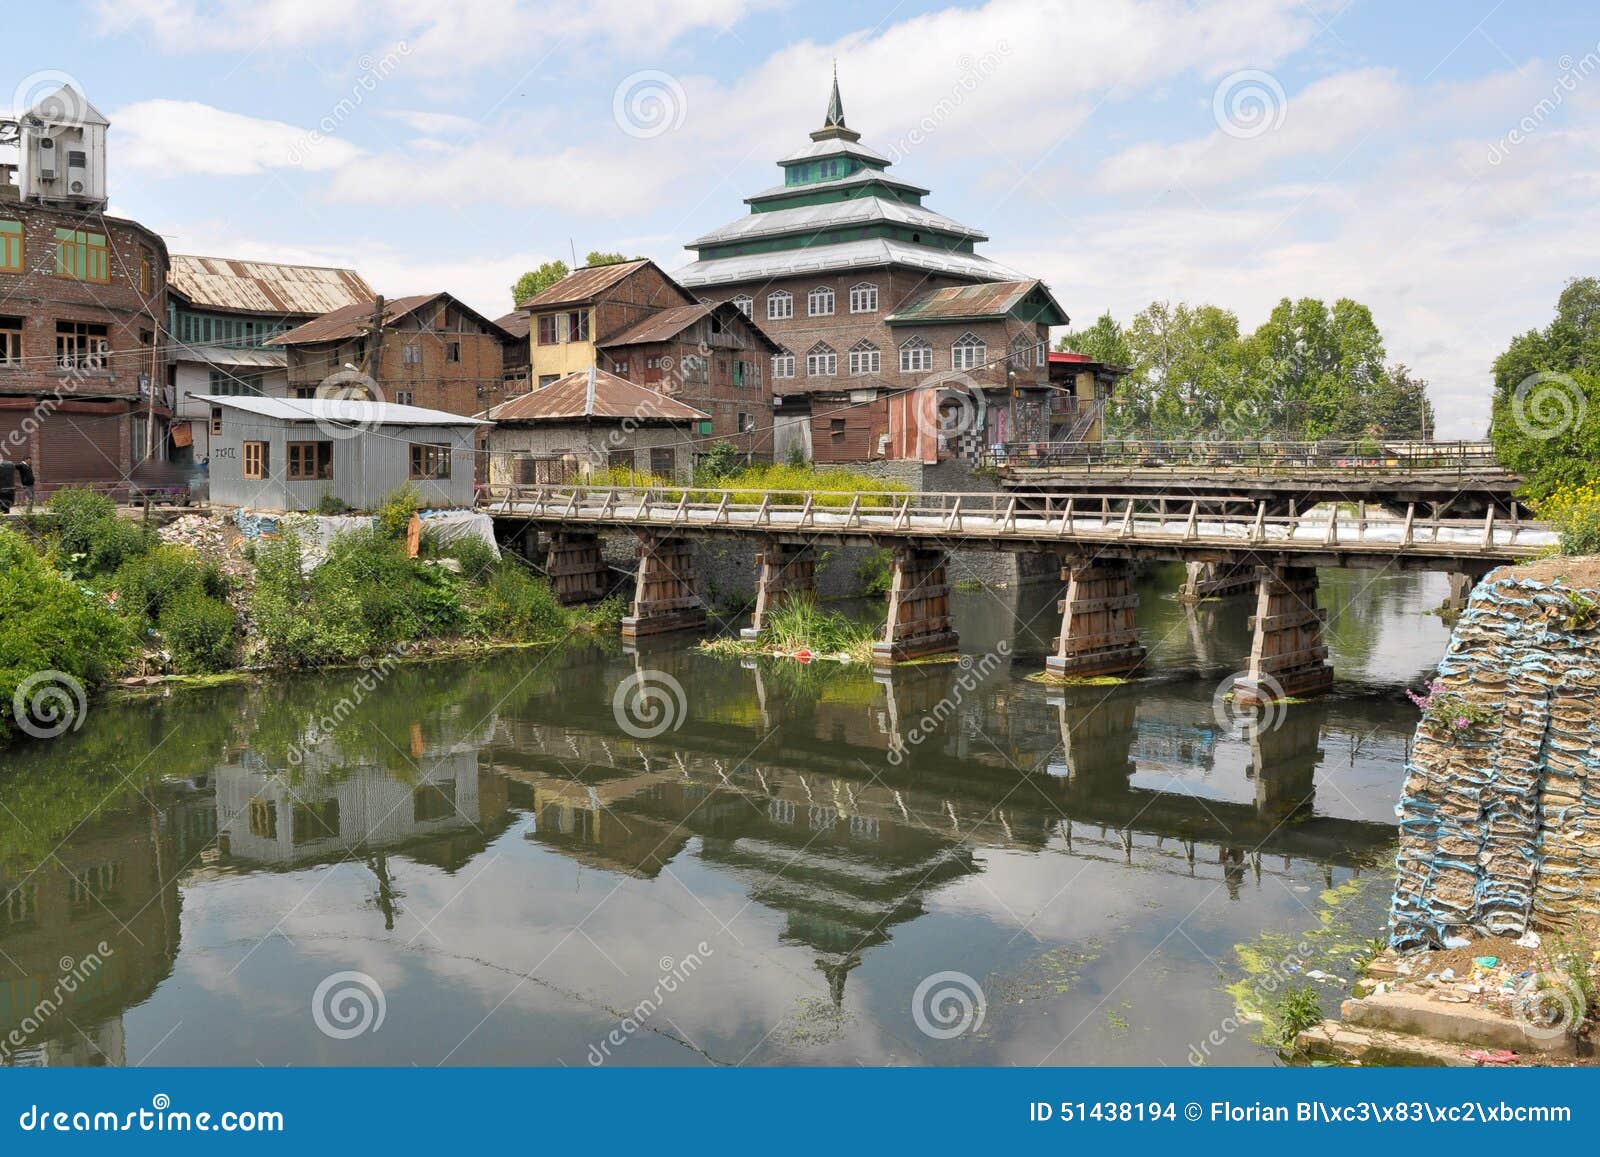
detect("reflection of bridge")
[988,439,1519,519]
[486,484,1549,705]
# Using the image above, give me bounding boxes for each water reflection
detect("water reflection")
[0,568,1448,1067]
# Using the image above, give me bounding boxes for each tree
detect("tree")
[584,250,633,267]
[510,261,569,306]
[1057,311,1132,366]
[1490,277,1600,498]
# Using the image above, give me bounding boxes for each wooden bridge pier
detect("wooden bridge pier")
[1046,557,1146,679]
[871,546,958,667]
[1178,560,1259,603]
[742,540,818,639]
[543,531,610,605]
[1233,566,1333,706]
[620,533,706,642]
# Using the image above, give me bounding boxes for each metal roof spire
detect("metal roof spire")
[826,60,845,128]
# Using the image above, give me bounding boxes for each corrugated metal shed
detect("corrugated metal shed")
[169,255,374,317]
[267,292,515,347]
[675,238,1025,288]
[196,394,487,426]
[518,259,654,310]
[481,369,707,424]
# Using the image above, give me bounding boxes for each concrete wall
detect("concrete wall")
[485,423,694,485]
[208,413,477,511]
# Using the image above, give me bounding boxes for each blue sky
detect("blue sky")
[8,0,1600,435]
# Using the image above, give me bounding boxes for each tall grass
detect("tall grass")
[759,596,877,663]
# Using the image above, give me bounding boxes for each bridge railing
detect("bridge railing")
[983,438,1503,475]
[478,484,1551,557]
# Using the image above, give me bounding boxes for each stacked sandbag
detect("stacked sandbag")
[1390,571,1600,949]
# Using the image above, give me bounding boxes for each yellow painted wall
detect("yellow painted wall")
[529,309,597,382]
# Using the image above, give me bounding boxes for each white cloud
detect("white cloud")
[382,108,482,137]
[115,99,361,174]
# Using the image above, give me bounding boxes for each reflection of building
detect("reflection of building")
[0,796,181,1066]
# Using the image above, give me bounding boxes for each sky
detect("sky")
[7,0,1600,437]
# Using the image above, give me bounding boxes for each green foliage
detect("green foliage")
[511,260,569,305]
[855,547,894,596]
[0,528,133,744]
[584,250,637,267]
[475,560,574,641]
[159,590,237,673]
[113,544,227,625]
[1540,483,1600,555]
[1058,310,1132,367]
[446,535,501,584]
[316,492,348,515]
[1275,986,1324,1045]
[375,485,422,538]
[1490,279,1600,499]
[695,440,746,483]
[759,597,877,663]
[704,464,906,507]
[46,487,151,576]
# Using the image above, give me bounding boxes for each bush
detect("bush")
[375,484,422,538]
[694,440,745,483]
[1540,483,1600,556]
[114,544,227,625]
[316,492,348,515]
[159,590,237,673]
[0,528,132,744]
[446,535,500,584]
[475,561,573,641]
[46,487,150,576]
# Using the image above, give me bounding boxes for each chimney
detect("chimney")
[0,164,18,201]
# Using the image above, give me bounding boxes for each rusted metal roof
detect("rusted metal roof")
[518,259,662,310]
[268,292,515,346]
[481,368,708,424]
[884,279,1069,326]
[169,254,374,317]
[494,310,530,340]
[603,302,782,352]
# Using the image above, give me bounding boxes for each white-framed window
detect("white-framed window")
[402,343,421,365]
[807,287,835,317]
[1037,338,1047,367]
[732,294,753,318]
[1011,334,1034,369]
[951,331,986,372]
[848,340,880,375]
[848,283,878,313]
[806,342,836,376]
[772,348,796,378]
[767,291,793,320]
[899,337,933,373]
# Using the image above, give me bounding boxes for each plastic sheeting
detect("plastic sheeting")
[1390,574,1600,949]
[417,509,500,559]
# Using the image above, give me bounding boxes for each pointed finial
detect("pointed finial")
[826,60,845,128]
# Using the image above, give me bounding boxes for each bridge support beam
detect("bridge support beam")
[620,533,706,642]
[872,546,958,667]
[1046,558,1145,679]
[544,531,610,605]
[1234,566,1333,706]
[742,540,817,639]
[1178,560,1258,603]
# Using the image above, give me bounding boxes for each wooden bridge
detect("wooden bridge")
[481,483,1554,706]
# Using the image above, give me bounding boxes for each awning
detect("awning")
[180,345,287,369]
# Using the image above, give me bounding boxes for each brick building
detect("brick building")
[518,259,780,462]
[674,72,1068,463]
[0,87,173,496]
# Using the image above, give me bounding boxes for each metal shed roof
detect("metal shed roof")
[195,394,488,426]
[169,255,374,317]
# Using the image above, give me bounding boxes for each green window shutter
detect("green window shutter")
[698,420,713,435]
[0,220,21,273]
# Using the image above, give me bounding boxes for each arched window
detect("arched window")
[772,347,795,378]
[807,287,835,317]
[767,291,793,320]
[731,294,753,318]
[1011,333,1034,369]
[806,342,837,376]
[951,331,986,372]
[848,340,880,375]
[899,337,933,373]
[848,282,878,313]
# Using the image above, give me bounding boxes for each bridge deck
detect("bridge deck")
[481,485,1554,568]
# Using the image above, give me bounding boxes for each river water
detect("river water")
[0,565,1453,1067]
